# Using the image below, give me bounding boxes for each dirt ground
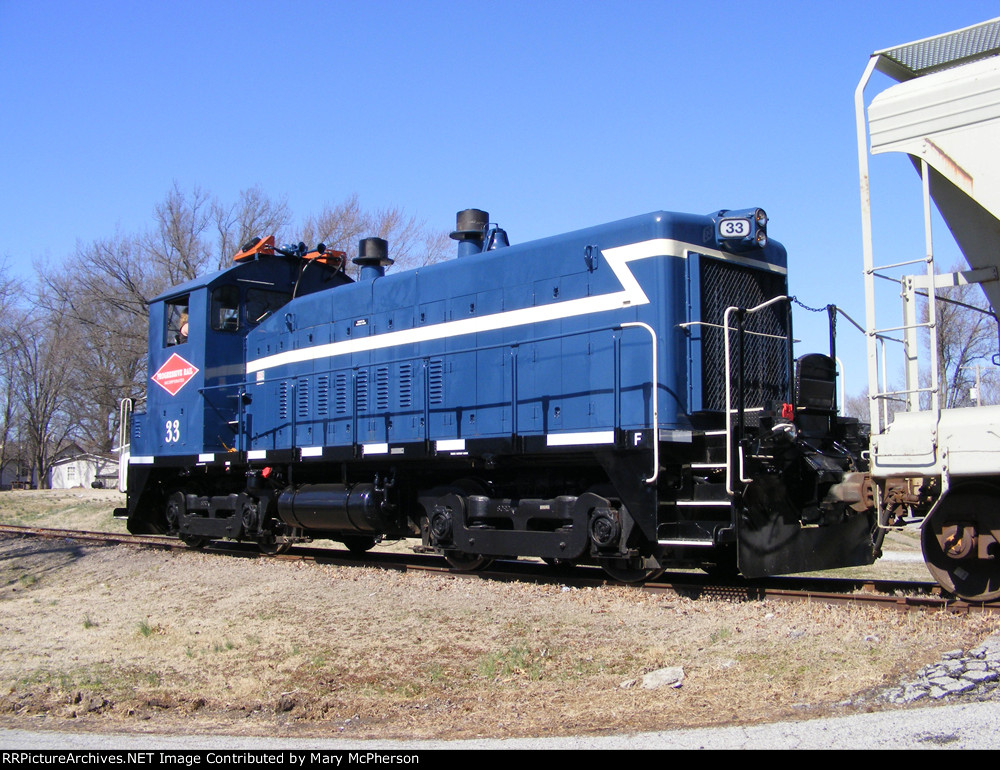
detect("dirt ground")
[0,489,996,740]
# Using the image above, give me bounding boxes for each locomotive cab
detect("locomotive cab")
[142,270,293,459]
[136,251,354,461]
[123,247,352,535]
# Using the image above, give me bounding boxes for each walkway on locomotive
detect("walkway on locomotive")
[240,210,787,461]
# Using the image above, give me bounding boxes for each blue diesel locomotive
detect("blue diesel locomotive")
[120,207,879,581]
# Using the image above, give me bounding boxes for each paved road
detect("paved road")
[3,701,999,750]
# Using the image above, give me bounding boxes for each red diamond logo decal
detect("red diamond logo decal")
[151,353,199,396]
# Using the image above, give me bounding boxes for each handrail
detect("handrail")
[118,398,132,493]
[869,256,930,272]
[218,321,667,463]
[723,296,791,494]
[678,320,789,341]
[621,322,659,484]
[870,321,932,335]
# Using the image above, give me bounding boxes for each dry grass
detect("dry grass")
[0,490,995,739]
[0,488,128,534]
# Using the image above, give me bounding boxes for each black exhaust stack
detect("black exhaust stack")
[353,237,393,281]
[450,209,489,258]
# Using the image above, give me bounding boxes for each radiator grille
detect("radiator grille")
[699,258,789,414]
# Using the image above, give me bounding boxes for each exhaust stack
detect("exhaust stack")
[450,209,489,258]
[353,237,393,281]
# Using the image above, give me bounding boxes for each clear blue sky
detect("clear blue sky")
[1,0,997,396]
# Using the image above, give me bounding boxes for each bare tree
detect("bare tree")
[420,229,453,268]
[0,262,25,484]
[842,388,870,421]
[212,185,292,270]
[925,278,1000,408]
[67,316,144,453]
[9,305,79,487]
[145,183,213,284]
[43,230,156,322]
[299,194,370,263]
[842,386,902,428]
[39,232,153,379]
[299,194,451,278]
[35,229,166,456]
[0,377,26,485]
[367,206,452,272]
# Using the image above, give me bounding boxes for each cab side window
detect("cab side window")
[165,296,190,346]
[211,286,241,332]
[246,289,291,327]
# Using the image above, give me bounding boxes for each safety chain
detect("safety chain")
[790,297,832,314]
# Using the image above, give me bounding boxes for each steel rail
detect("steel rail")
[1,525,993,613]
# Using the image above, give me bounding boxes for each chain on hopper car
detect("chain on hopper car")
[117,207,880,582]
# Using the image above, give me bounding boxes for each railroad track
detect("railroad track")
[2,524,994,613]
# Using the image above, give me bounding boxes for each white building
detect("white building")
[48,453,119,489]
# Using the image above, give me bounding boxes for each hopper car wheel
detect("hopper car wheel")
[601,560,664,584]
[180,534,208,549]
[342,535,378,554]
[921,483,1000,602]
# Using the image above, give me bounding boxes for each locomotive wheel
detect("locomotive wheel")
[341,535,378,554]
[433,479,494,572]
[257,536,292,556]
[165,491,185,532]
[167,492,209,549]
[445,551,494,572]
[601,559,664,584]
[541,557,576,569]
[921,484,1000,602]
